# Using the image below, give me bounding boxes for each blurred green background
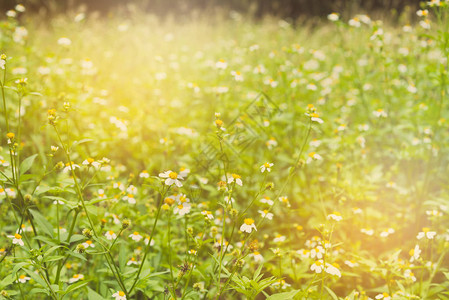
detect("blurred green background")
[1,0,420,20]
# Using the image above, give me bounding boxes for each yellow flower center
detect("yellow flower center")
[108,231,114,235]
[264,162,270,167]
[169,172,178,179]
[133,232,139,236]
[6,132,15,139]
[422,227,430,232]
[232,174,241,179]
[119,291,125,296]
[19,275,26,279]
[87,158,95,164]
[86,240,92,245]
[14,233,22,239]
[164,197,175,205]
[315,261,322,266]
[311,113,319,118]
[409,249,414,256]
[73,274,79,278]
[244,218,254,225]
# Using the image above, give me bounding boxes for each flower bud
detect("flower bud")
[82,228,92,239]
[122,219,130,229]
[76,244,86,253]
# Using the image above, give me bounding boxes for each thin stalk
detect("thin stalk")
[167,212,177,298]
[129,186,167,294]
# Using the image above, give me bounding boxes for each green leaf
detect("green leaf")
[71,139,94,150]
[68,250,87,261]
[443,272,449,281]
[266,290,300,300]
[29,209,54,238]
[42,255,65,263]
[65,279,91,295]
[324,286,339,300]
[12,262,29,275]
[87,287,106,300]
[69,234,86,243]
[24,269,47,288]
[20,154,38,176]
[0,274,15,289]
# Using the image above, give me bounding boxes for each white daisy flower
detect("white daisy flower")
[250,251,264,263]
[112,291,127,300]
[375,293,391,300]
[260,196,274,206]
[310,246,325,259]
[327,212,343,222]
[215,59,228,70]
[325,263,341,277]
[82,240,95,248]
[144,237,155,246]
[311,260,324,273]
[327,13,339,21]
[139,170,150,178]
[417,228,436,240]
[201,210,214,220]
[344,260,359,268]
[82,158,101,168]
[174,203,191,216]
[260,162,273,173]
[409,244,421,262]
[179,168,190,178]
[105,230,117,240]
[380,228,395,237]
[404,269,416,281]
[129,232,143,242]
[240,218,257,233]
[17,275,31,283]
[126,185,138,195]
[273,234,286,243]
[68,274,84,283]
[227,173,243,186]
[159,170,184,187]
[297,249,310,259]
[122,194,136,204]
[126,257,139,266]
[373,109,388,118]
[8,233,24,246]
[231,70,244,81]
[361,228,374,236]
[57,37,72,46]
[258,209,273,220]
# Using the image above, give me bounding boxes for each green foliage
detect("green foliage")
[0,2,449,300]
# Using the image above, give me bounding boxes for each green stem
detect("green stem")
[128,186,167,294]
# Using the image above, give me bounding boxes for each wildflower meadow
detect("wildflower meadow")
[0,1,449,299]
